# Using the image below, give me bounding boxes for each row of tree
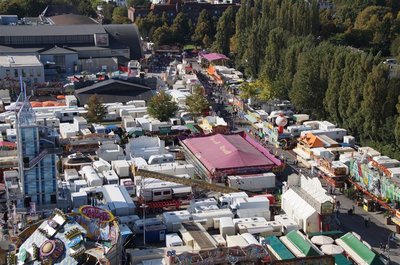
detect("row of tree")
[136,9,220,47]
[228,0,400,159]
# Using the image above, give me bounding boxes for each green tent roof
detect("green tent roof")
[339,233,384,265]
[185,124,199,133]
[335,254,353,265]
[266,236,295,260]
[286,231,320,257]
[308,230,343,237]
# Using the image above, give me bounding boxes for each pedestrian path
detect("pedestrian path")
[334,190,400,264]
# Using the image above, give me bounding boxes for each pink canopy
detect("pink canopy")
[200,53,229,62]
[182,134,275,172]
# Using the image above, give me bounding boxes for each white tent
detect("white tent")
[281,189,319,233]
[320,244,344,255]
[311,235,334,245]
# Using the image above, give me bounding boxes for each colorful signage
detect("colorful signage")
[167,245,269,265]
[79,206,114,223]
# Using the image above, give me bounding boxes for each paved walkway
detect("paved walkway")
[333,190,400,264]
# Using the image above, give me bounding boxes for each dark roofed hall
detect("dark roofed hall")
[75,79,153,105]
[47,14,98,25]
[0,24,106,37]
[104,24,144,62]
[0,23,143,61]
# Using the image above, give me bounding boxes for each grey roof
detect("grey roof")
[47,14,98,25]
[75,79,153,105]
[0,45,43,54]
[68,46,110,52]
[40,46,77,55]
[0,24,106,36]
[104,24,143,60]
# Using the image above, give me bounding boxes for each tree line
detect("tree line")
[136,9,222,48]
[228,0,400,159]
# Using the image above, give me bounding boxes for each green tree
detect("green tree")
[85,95,107,123]
[360,64,389,141]
[202,35,212,48]
[186,86,210,118]
[192,10,211,46]
[77,0,97,17]
[395,96,400,146]
[147,91,179,122]
[152,25,174,46]
[212,6,235,55]
[112,6,130,24]
[290,51,327,119]
[171,12,191,45]
[239,81,259,105]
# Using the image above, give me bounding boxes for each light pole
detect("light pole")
[140,178,149,247]
[140,203,148,247]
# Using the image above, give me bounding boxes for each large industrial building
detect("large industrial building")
[181,133,281,183]
[0,22,143,77]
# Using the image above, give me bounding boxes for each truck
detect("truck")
[218,192,249,209]
[227,173,276,192]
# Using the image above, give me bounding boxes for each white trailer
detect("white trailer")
[227,173,276,192]
[226,235,248,248]
[219,217,235,239]
[274,214,299,234]
[64,168,80,181]
[193,208,234,230]
[137,178,192,202]
[241,233,259,245]
[212,234,227,247]
[80,166,103,187]
[219,192,248,208]
[162,210,192,232]
[103,170,119,185]
[118,215,140,229]
[133,218,163,234]
[111,160,131,178]
[166,233,183,247]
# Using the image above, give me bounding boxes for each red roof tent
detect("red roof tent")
[0,141,16,149]
[200,53,229,62]
[182,134,280,174]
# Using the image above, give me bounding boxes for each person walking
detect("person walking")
[336,200,341,210]
[364,217,369,227]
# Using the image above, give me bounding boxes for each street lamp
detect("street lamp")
[140,202,148,247]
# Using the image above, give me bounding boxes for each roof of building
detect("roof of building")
[0,45,44,54]
[286,231,320,257]
[336,233,384,265]
[104,24,143,60]
[40,46,77,55]
[75,79,153,105]
[47,14,98,25]
[0,24,106,37]
[200,52,229,62]
[182,134,276,172]
[0,55,42,67]
[266,236,295,260]
[301,133,325,148]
